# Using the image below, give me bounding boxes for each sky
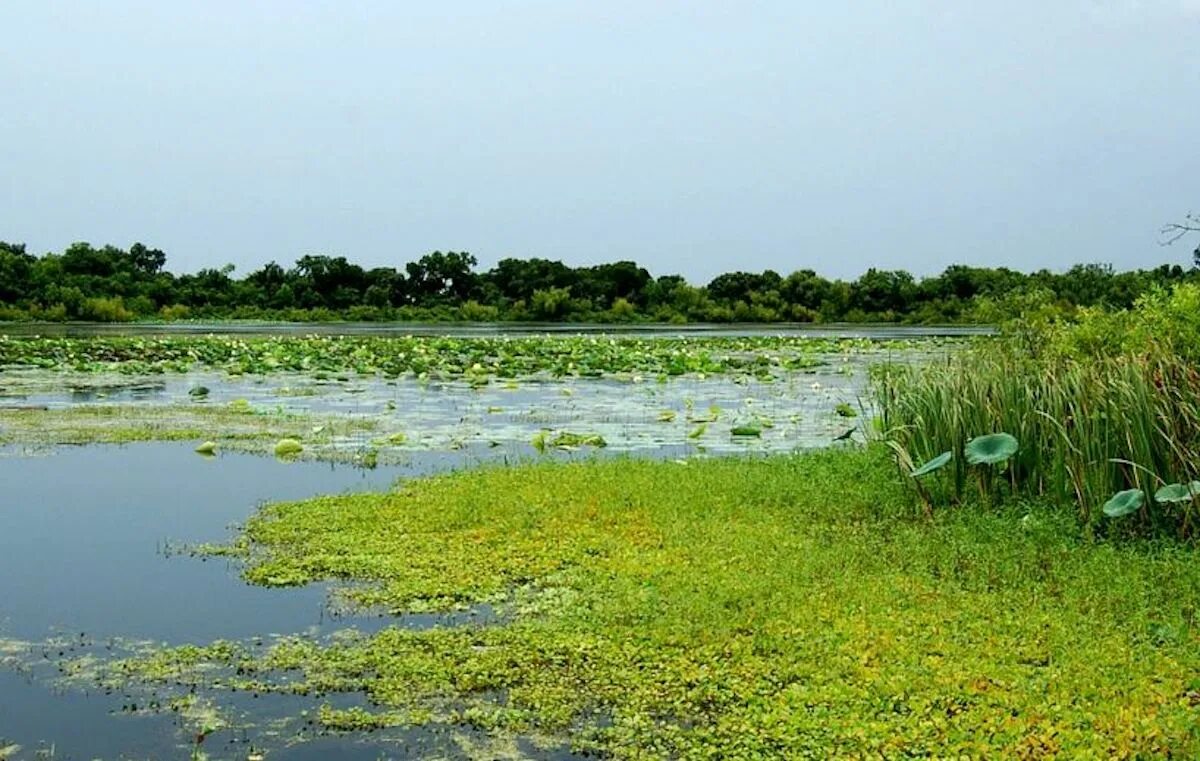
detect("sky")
[1,1,1197,283]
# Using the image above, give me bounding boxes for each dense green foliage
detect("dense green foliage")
[99,450,1200,757]
[0,239,1193,323]
[877,282,1200,536]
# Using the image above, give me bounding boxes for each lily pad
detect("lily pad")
[964,433,1018,465]
[1154,482,1200,503]
[731,425,762,437]
[194,441,217,456]
[911,451,952,478]
[1103,488,1144,518]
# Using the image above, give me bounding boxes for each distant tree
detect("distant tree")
[128,242,167,275]
[849,268,916,315]
[0,241,35,303]
[706,271,782,303]
[575,261,652,308]
[486,257,574,302]
[404,251,478,305]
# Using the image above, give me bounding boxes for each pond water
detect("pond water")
[0,338,949,758]
[0,443,599,759]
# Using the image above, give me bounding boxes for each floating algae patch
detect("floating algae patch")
[0,403,382,461]
[85,448,1200,758]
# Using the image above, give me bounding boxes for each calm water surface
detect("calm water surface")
[0,336,952,758]
[0,444,593,760]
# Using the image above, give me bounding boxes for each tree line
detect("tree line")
[0,240,1193,324]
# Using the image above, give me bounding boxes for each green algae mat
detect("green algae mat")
[88,448,1200,758]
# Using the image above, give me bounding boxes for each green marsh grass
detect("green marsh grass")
[103,450,1200,758]
[874,342,1200,532]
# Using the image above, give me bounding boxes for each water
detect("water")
[0,443,590,759]
[0,343,940,757]
[0,350,906,456]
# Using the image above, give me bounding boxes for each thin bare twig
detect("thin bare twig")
[1159,212,1200,246]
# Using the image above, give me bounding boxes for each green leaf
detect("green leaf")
[964,433,1018,465]
[911,451,952,477]
[194,441,217,456]
[730,425,762,437]
[1103,488,1144,518]
[1154,483,1197,503]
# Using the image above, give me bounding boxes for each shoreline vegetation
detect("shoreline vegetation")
[0,240,1194,325]
[90,450,1200,757]
[6,282,1200,757]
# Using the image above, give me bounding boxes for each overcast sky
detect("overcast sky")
[1,1,1197,282]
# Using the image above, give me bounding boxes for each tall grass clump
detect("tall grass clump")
[875,283,1200,535]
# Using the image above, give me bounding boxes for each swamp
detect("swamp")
[1,312,1199,759]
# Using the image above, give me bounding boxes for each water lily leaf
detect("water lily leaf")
[1155,482,1200,503]
[194,441,217,455]
[274,438,304,458]
[731,425,761,437]
[1103,488,1144,518]
[964,433,1018,465]
[911,451,952,477]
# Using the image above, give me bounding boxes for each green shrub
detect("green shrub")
[79,297,134,322]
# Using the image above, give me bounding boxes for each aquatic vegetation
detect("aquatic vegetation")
[963,432,1018,466]
[1155,482,1200,504]
[547,431,607,449]
[833,401,857,418]
[0,404,378,456]
[729,425,761,437]
[909,450,952,477]
[102,449,1200,757]
[273,438,304,458]
[0,334,921,381]
[1103,488,1145,518]
[194,441,217,455]
[874,337,1200,532]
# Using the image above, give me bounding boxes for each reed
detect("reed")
[874,341,1200,533]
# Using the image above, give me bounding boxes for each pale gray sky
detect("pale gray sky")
[1,1,1197,281]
